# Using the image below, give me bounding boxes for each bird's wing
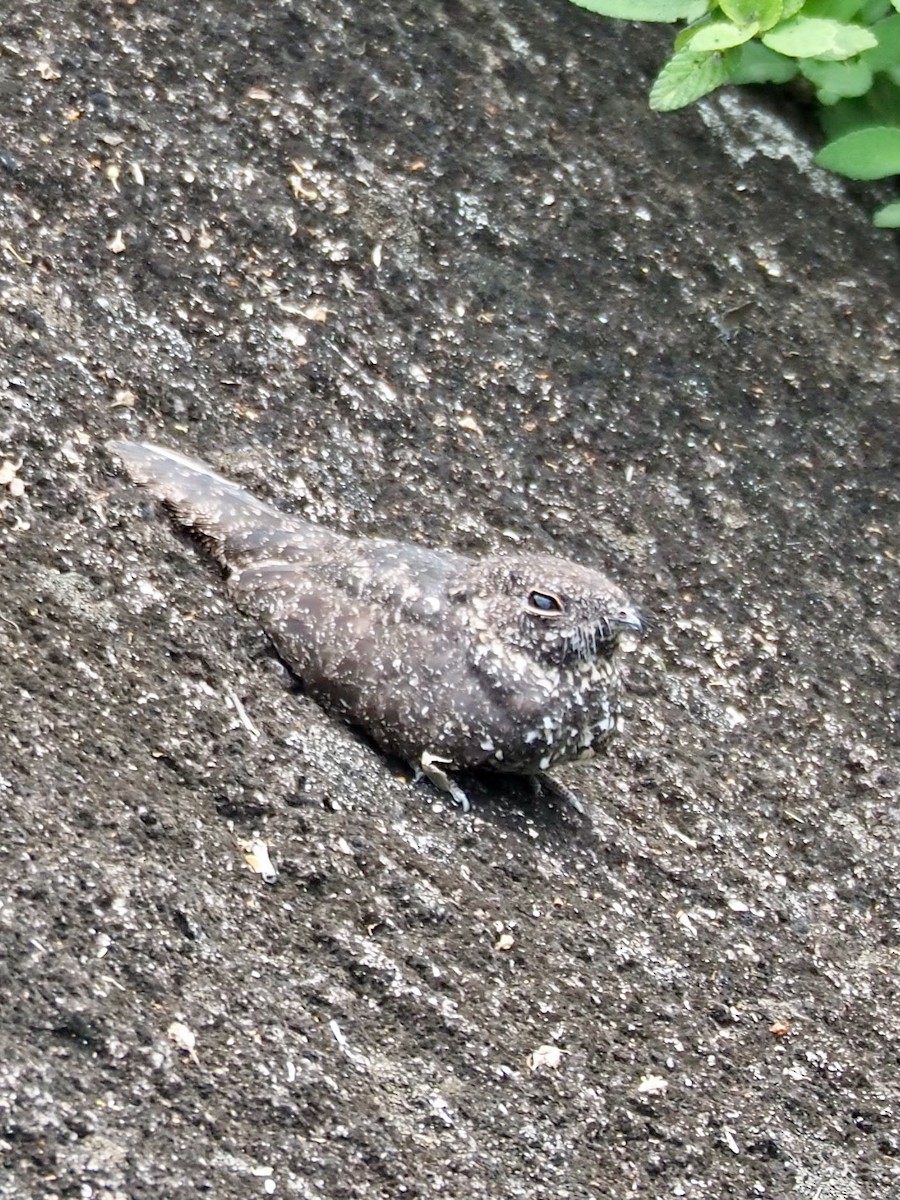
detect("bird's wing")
[231,536,462,629]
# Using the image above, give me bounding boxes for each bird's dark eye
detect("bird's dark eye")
[526,590,563,616]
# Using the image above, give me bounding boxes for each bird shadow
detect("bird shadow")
[412,763,596,843]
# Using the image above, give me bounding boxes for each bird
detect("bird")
[107,440,644,811]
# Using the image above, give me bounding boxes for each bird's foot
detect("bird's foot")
[415,750,471,812]
[532,773,585,814]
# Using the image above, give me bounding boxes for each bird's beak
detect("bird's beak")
[614,606,647,636]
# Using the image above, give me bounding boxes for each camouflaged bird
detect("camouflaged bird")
[108,440,644,811]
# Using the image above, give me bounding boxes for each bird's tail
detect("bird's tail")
[107,440,336,570]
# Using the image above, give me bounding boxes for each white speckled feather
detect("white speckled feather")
[108,440,643,808]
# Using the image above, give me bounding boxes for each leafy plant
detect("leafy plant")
[569,0,900,226]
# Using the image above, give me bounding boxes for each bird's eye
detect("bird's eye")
[526,590,563,616]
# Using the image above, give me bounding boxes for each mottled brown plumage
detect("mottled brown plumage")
[108,440,643,810]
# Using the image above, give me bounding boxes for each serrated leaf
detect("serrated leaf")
[724,40,800,82]
[567,0,708,18]
[801,57,874,99]
[816,123,900,175]
[683,18,758,48]
[873,199,900,224]
[763,17,878,59]
[719,0,782,29]
[649,48,729,109]
[780,0,807,16]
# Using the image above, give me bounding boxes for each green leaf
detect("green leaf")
[862,1,893,16]
[816,123,900,175]
[802,0,868,18]
[780,0,807,16]
[801,57,874,99]
[858,74,900,120]
[762,16,879,58]
[860,0,894,18]
[649,48,730,109]
[863,1,894,19]
[724,39,799,81]
[873,198,900,223]
[719,0,782,29]
[567,0,708,18]
[683,18,758,48]
[818,94,872,138]
[861,14,900,70]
